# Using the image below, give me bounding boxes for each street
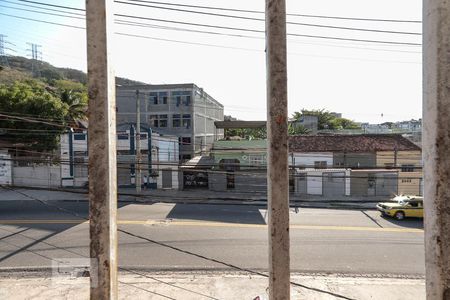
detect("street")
[0,189,424,277]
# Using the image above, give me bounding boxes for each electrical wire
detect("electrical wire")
[2,1,423,46]
[120,0,422,24]
[115,0,421,35]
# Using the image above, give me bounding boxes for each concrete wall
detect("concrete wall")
[333,152,376,168]
[0,152,12,185]
[13,165,61,188]
[208,171,227,191]
[234,172,267,192]
[290,152,333,168]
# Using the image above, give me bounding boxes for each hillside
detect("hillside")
[0,56,146,86]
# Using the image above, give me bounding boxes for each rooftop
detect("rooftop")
[289,134,421,152]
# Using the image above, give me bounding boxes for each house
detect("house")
[209,140,267,192]
[289,134,422,196]
[60,124,180,189]
[116,83,224,161]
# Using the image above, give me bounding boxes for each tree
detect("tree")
[288,123,310,135]
[0,80,69,151]
[292,109,360,130]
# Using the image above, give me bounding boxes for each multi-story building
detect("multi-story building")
[116,84,224,160]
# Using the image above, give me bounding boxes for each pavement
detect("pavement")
[0,186,393,209]
[0,187,425,299]
[0,271,425,300]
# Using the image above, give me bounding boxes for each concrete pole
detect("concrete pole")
[136,90,141,193]
[85,0,118,299]
[265,0,290,299]
[423,1,450,299]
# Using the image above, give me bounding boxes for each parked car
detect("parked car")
[376,195,424,220]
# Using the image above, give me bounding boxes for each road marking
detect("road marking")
[0,219,424,233]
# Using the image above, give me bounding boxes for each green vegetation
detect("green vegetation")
[0,56,145,151]
[292,109,361,130]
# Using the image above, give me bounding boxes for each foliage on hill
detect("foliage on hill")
[0,56,145,151]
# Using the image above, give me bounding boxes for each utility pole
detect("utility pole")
[0,34,15,67]
[85,0,118,299]
[136,89,142,193]
[423,1,450,299]
[265,0,290,299]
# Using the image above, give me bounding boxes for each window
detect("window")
[173,114,181,127]
[249,155,265,165]
[314,161,327,169]
[401,164,415,172]
[402,179,412,183]
[173,91,191,106]
[184,95,191,106]
[159,92,168,104]
[149,92,158,105]
[182,114,191,128]
[385,163,395,169]
[159,114,168,128]
[182,154,192,161]
[149,91,168,104]
[181,137,191,145]
[117,132,129,140]
[74,133,86,140]
[149,115,159,127]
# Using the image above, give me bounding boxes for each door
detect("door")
[162,169,172,189]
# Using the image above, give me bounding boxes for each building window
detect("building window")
[182,114,191,128]
[173,114,181,127]
[149,92,158,105]
[159,114,168,128]
[149,91,168,105]
[401,164,415,172]
[314,161,327,169]
[74,133,86,140]
[173,91,191,106]
[159,92,168,104]
[149,114,158,127]
[181,137,191,145]
[117,132,129,140]
[385,163,395,169]
[402,179,412,183]
[249,155,265,165]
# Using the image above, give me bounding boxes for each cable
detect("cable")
[115,0,421,35]
[120,0,421,24]
[0,0,85,16]
[2,1,422,46]
[1,185,355,300]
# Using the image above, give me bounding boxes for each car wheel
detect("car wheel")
[394,211,405,220]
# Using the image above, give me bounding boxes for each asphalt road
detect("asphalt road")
[0,189,424,277]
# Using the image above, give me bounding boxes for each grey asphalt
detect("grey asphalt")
[0,189,424,277]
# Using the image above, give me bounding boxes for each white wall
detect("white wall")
[0,152,12,185]
[13,165,61,188]
[290,152,333,168]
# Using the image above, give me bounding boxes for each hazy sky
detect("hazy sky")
[0,0,422,123]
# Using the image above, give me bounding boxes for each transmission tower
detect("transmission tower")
[26,42,42,77]
[0,34,16,67]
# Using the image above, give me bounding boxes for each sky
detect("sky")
[0,0,423,123]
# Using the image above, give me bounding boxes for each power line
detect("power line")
[3,1,422,46]
[115,0,421,35]
[120,0,422,24]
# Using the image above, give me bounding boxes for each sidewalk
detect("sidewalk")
[0,186,390,209]
[0,271,424,300]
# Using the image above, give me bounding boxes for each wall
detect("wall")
[333,152,376,168]
[13,165,61,188]
[290,152,333,168]
[377,150,422,196]
[0,152,12,185]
